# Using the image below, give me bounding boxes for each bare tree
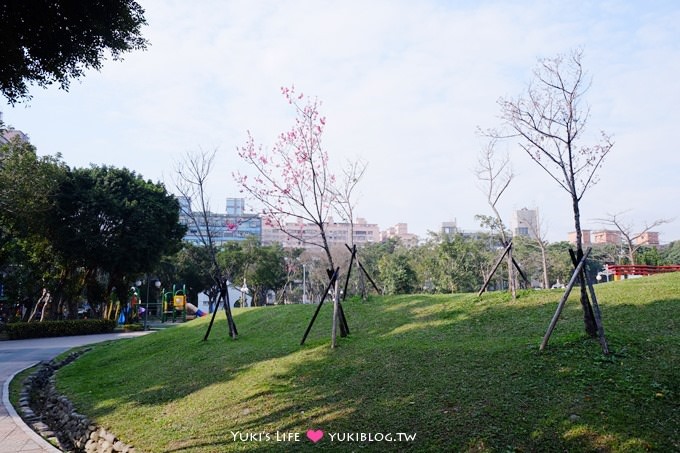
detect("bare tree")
[173,148,237,339]
[475,138,517,297]
[596,212,672,265]
[333,158,368,246]
[526,210,550,289]
[332,159,370,299]
[495,48,614,337]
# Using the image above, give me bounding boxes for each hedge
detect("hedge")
[5,319,117,340]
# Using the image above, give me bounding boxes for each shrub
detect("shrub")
[5,319,117,340]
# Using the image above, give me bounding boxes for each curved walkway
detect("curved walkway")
[0,332,152,452]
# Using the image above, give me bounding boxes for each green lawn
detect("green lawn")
[53,274,679,452]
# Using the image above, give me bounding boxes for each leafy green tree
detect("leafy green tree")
[636,247,660,266]
[409,238,442,293]
[545,242,575,287]
[0,139,67,317]
[246,243,287,306]
[216,238,288,306]
[660,241,680,265]
[356,238,400,291]
[0,139,66,243]
[48,166,185,312]
[378,252,417,295]
[157,243,213,306]
[511,235,544,288]
[436,233,488,293]
[216,241,247,283]
[0,0,148,103]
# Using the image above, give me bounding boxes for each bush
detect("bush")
[5,319,117,340]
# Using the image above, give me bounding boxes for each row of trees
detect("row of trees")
[0,136,185,322]
[2,132,677,323]
[163,230,679,309]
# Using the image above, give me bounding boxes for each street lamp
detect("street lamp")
[144,279,161,330]
[134,280,142,325]
[240,279,249,307]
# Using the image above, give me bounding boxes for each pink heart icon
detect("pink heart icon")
[306,429,324,443]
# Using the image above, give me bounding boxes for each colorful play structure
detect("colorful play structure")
[161,284,207,322]
[117,286,140,325]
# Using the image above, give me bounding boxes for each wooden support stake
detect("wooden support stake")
[345,244,381,294]
[540,247,592,351]
[584,263,610,355]
[477,240,513,296]
[203,280,238,341]
[338,301,350,337]
[511,255,530,286]
[358,260,381,294]
[223,282,237,338]
[301,267,339,345]
[342,244,357,300]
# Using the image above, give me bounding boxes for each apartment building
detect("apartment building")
[262,217,380,249]
[511,208,539,239]
[179,197,262,246]
[382,223,419,247]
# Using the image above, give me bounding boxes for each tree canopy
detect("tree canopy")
[0,146,185,319]
[49,166,186,287]
[0,0,148,103]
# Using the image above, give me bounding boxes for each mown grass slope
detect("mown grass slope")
[55,274,679,452]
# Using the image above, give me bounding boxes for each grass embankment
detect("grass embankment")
[54,274,679,452]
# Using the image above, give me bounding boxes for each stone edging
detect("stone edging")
[17,350,138,453]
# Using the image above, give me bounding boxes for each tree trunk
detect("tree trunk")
[540,242,549,289]
[572,196,598,337]
[507,247,516,298]
[39,291,51,322]
[330,279,340,348]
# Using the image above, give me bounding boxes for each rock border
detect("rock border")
[17,350,137,453]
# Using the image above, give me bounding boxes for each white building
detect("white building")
[512,208,539,240]
[196,284,252,311]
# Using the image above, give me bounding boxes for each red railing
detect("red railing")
[607,265,680,276]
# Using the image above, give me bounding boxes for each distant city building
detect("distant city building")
[634,231,660,248]
[0,112,30,144]
[179,197,261,246]
[263,217,381,249]
[592,229,622,245]
[441,221,459,236]
[568,229,660,248]
[568,230,592,246]
[512,208,539,239]
[382,223,419,247]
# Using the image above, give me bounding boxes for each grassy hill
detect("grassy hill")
[55,274,679,452]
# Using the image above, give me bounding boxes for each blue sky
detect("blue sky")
[2,0,679,243]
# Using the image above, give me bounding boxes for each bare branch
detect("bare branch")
[595,211,672,264]
[490,48,613,253]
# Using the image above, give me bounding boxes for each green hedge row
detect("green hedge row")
[5,319,117,340]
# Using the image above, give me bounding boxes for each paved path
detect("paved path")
[0,332,152,452]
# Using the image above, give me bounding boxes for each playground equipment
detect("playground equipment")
[118,286,140,325]
[162,285,188,323]
[186,302,207,317]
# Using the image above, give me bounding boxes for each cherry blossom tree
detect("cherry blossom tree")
[236,86,337,269]
[235,86,359,347]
